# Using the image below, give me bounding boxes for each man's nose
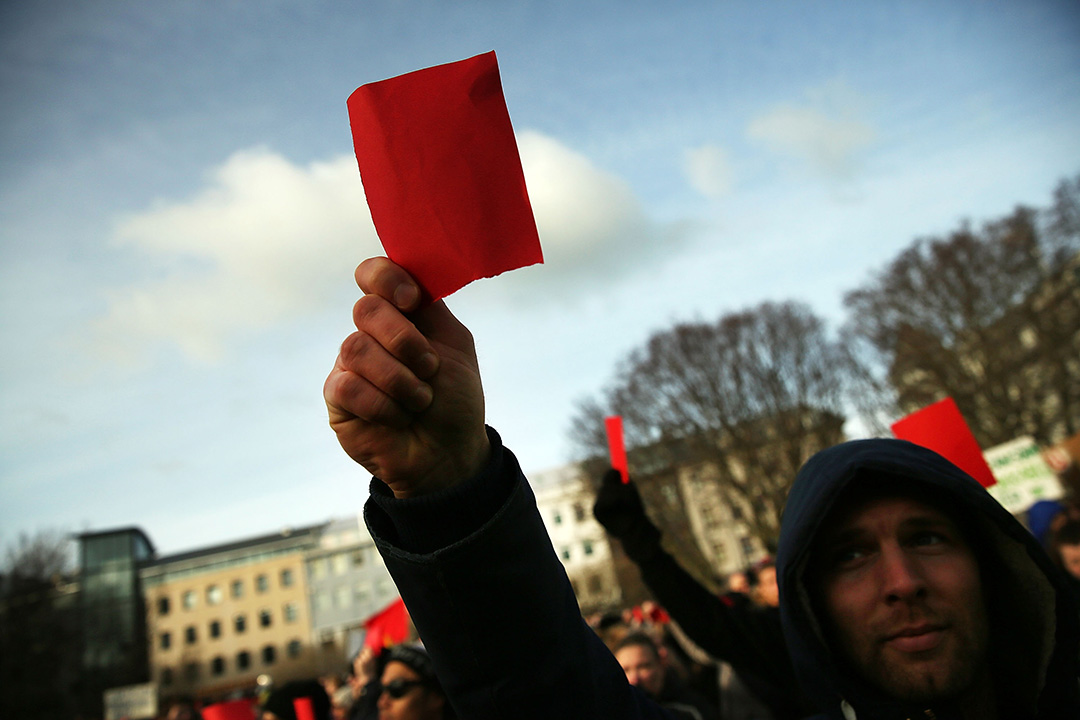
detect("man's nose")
[881,546,926,601]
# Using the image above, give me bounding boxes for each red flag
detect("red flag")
[363,596,409,649]
[891,397,996,488]
[348,51,543,303]
[605,416,630,484]
[293,697,315,720]
[201,700,256,720]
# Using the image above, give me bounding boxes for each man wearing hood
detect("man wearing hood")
[325,257,1079,719]
[777,439,1080,719]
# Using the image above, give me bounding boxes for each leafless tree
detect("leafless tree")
[572,301,858,547]
[843,174,1080,448]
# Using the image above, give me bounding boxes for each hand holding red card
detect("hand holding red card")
[348,51,543,303]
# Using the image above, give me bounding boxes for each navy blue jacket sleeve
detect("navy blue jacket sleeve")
[364,429,675,720]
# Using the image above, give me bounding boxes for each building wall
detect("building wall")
[305,517,401,672]
[676,463,768,578]
[143,536,319,697]
[531,464,622,613]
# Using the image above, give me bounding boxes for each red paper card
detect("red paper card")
[348,51,543,303]
[891,397,996,488]
[201,700,256,720]
[293,698,315,720]
[605,416,630,484]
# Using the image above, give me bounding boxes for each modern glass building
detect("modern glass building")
[77,527,156,709]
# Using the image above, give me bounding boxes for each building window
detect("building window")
[354,584,370,606]
[314,594,331,611]
[235,614,247,633]
[259,609,272,628]
[209,620,221,639]
[211,656,225,676]
[583,540,594,556]
[231,579,244,598]
[280,569,294,587]
[560,547,571,561]
[157,596,170,615]
[287,640,302,658]
[553,511,563,525]
[237,651,251,670]
[284,602,298,623]
[206,584,222,605]
[262,645,276,665]
[352,549,365,566]
[573,503,586,522]
[335,586,350,608]
[184,662,199,682]
[160,632,171,650]
[256,574,269,593]
[160,667,173,686]
[184,626,197,644]
[182,590,196,610]
[311,558,328,580]
[332,554,349,575]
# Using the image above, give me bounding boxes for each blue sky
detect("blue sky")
[2,1,1078,557]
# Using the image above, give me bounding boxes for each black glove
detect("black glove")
[593,468,662,561]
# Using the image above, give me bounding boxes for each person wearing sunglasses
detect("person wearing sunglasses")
[375,644,454,720]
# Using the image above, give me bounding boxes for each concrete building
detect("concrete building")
[304,515,400,672]
[140,525,324,698]
[530,463,622,614]
[675,462,769,578]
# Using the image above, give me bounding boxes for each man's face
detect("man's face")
[377,660,444,720]
[813,494,990,704]
[615,644,665,698]
[1059,543,1080,580]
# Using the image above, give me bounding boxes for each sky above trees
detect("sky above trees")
[2,1,1079,555]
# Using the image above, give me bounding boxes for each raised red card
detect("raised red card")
[891,397,997,488]
[605,415,630,484]
[348,51,543,303]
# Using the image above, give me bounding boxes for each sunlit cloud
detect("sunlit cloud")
[94,149,377,365]
[92,132,681,363]
[747,80,875,181]
[683,144,734,200]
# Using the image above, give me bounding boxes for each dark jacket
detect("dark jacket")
[776,438,1080,719]
[593,469,809,719]
[364,429,681,719]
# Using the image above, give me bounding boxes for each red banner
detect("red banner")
[363,596,409,649]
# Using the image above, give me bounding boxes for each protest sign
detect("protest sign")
[891,397,996,488]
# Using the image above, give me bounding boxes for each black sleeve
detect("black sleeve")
[363,430,678,720]
[635,551,810,719]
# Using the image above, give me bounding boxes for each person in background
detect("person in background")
[614,631,717,720]
[375,644,455,720]
[261,680,331,720]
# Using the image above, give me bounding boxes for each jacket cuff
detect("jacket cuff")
[365,426,516,554]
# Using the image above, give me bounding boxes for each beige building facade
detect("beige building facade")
[141,525,324,698]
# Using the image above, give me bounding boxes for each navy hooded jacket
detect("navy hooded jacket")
[776,438,1080,719]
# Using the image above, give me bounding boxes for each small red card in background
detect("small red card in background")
[891,397,996,488]
[293,697,315,720]
[201,700,256,720]
[348,51,543,303]
[605,416,630,484]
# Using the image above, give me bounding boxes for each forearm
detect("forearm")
[364,434,671,719]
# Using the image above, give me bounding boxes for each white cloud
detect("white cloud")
[93,133,681,364]
[94,149,378,364]
[747,81,875,181]
[683,144,733,200]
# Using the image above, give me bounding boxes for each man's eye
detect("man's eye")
[910,531,945,547]
[833,547,868,566]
